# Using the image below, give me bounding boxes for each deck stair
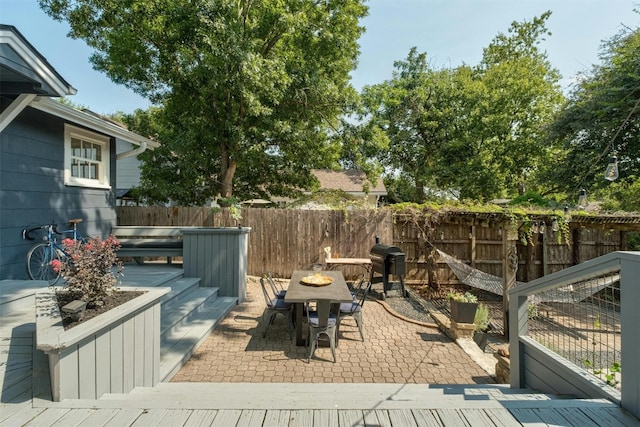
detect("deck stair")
[0,265,237,403]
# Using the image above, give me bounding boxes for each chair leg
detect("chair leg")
[263,311,275,338]
[354,312,364,341]
[308,329,317,362]
[328,330,337,363]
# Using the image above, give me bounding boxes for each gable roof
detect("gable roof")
[0,24,156,149]
[0,24,75,97]
[311,169,387,196]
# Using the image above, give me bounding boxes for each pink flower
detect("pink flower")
[50,259,63,272]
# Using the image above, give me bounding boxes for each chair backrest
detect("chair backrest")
[351,274,366,293]
[305,299,336,328]
[266,271,283,293]
[260,277,275,306]
[351,274,369,299]
[355,281,373,308]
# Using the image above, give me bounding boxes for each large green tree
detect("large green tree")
[360,12,563,202]
[41,0,367,204]
[544,21,640,209]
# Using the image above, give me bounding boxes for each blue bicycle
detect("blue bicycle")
[23,219,85,285]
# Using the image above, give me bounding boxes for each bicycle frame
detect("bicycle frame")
[23,220,84,284]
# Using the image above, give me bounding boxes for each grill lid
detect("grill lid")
[369,243,404,259]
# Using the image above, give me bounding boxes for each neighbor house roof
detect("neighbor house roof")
[311,169,387,196]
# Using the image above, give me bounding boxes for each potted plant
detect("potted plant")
[473,303,491,350]
[447,290,478,323]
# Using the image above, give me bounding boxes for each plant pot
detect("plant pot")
[450,300,478,324]
[473,331,489,351]
[36,286,169,401]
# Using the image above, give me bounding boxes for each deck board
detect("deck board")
[182,409,219,427]
[210,409,242,426]
[313,409,338,427]
[388,409,419,427]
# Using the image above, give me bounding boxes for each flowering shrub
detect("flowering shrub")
[51,235,123,307]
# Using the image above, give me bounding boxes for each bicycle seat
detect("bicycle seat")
[68,218,83,224]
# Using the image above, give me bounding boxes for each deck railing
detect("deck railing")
[509,251,640,419]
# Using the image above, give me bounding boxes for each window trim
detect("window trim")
[64,124,111,189]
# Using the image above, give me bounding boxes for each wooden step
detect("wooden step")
[160,287,219,336]
[92,383,616,410]
[160,296,237,381]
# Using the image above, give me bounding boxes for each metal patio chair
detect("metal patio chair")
[305,299,338,363]
[339,280,373,341]
[260,277,293,339]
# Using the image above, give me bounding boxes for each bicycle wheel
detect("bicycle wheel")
[26,243,63,285]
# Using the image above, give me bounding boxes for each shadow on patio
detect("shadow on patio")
[171,277,495,384]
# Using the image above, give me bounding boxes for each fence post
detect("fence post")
[502,222,519,337]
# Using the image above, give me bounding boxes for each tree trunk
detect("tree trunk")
[220,146,237,198]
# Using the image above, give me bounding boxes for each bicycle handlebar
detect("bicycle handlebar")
[22,223,63,241]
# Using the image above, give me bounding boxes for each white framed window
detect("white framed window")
[64,124,111,189]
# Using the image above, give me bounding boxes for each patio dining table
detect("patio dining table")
[285,270,354,346]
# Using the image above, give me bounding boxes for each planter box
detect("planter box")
[36,287,169,401]
[450,300,478,324]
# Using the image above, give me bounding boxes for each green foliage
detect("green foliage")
[360,12,563,203]
[584,313,621,387]
[628,232,640,251]
[447,291,478,303]
[543,18,640,207]
[598,177,640,212]
[41,0,368,205]
[508,192,558,208]
[474,303,491,332]
[527,301,539,319]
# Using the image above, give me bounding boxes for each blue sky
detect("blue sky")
[1,0,638,114]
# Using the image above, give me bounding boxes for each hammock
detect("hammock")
[436,249,618,303]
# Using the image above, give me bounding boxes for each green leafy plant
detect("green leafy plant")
[447,291,478,303]
[584,314,621,387]
[474,303,491,332]
[585,359,621,387]
[527,301,539,319]
[51,235,123,307]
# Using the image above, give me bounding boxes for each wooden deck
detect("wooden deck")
[2,265,640,426]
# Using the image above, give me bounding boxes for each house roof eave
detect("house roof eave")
[0,24,76,97]
[29,97,158,149]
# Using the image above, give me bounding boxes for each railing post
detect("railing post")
[509,293,528,389]
[620,253,640,418]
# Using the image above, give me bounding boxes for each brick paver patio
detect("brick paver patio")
[172,278,494,384]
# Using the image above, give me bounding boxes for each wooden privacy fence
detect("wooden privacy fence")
[116,206,638,284]
[117,207,392,278]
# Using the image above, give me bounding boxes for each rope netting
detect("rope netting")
[436,249,619,303]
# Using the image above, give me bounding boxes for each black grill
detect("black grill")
[369,242,407,298]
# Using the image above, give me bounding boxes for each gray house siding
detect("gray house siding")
[116,140,143,192]
[0,103,117,280]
